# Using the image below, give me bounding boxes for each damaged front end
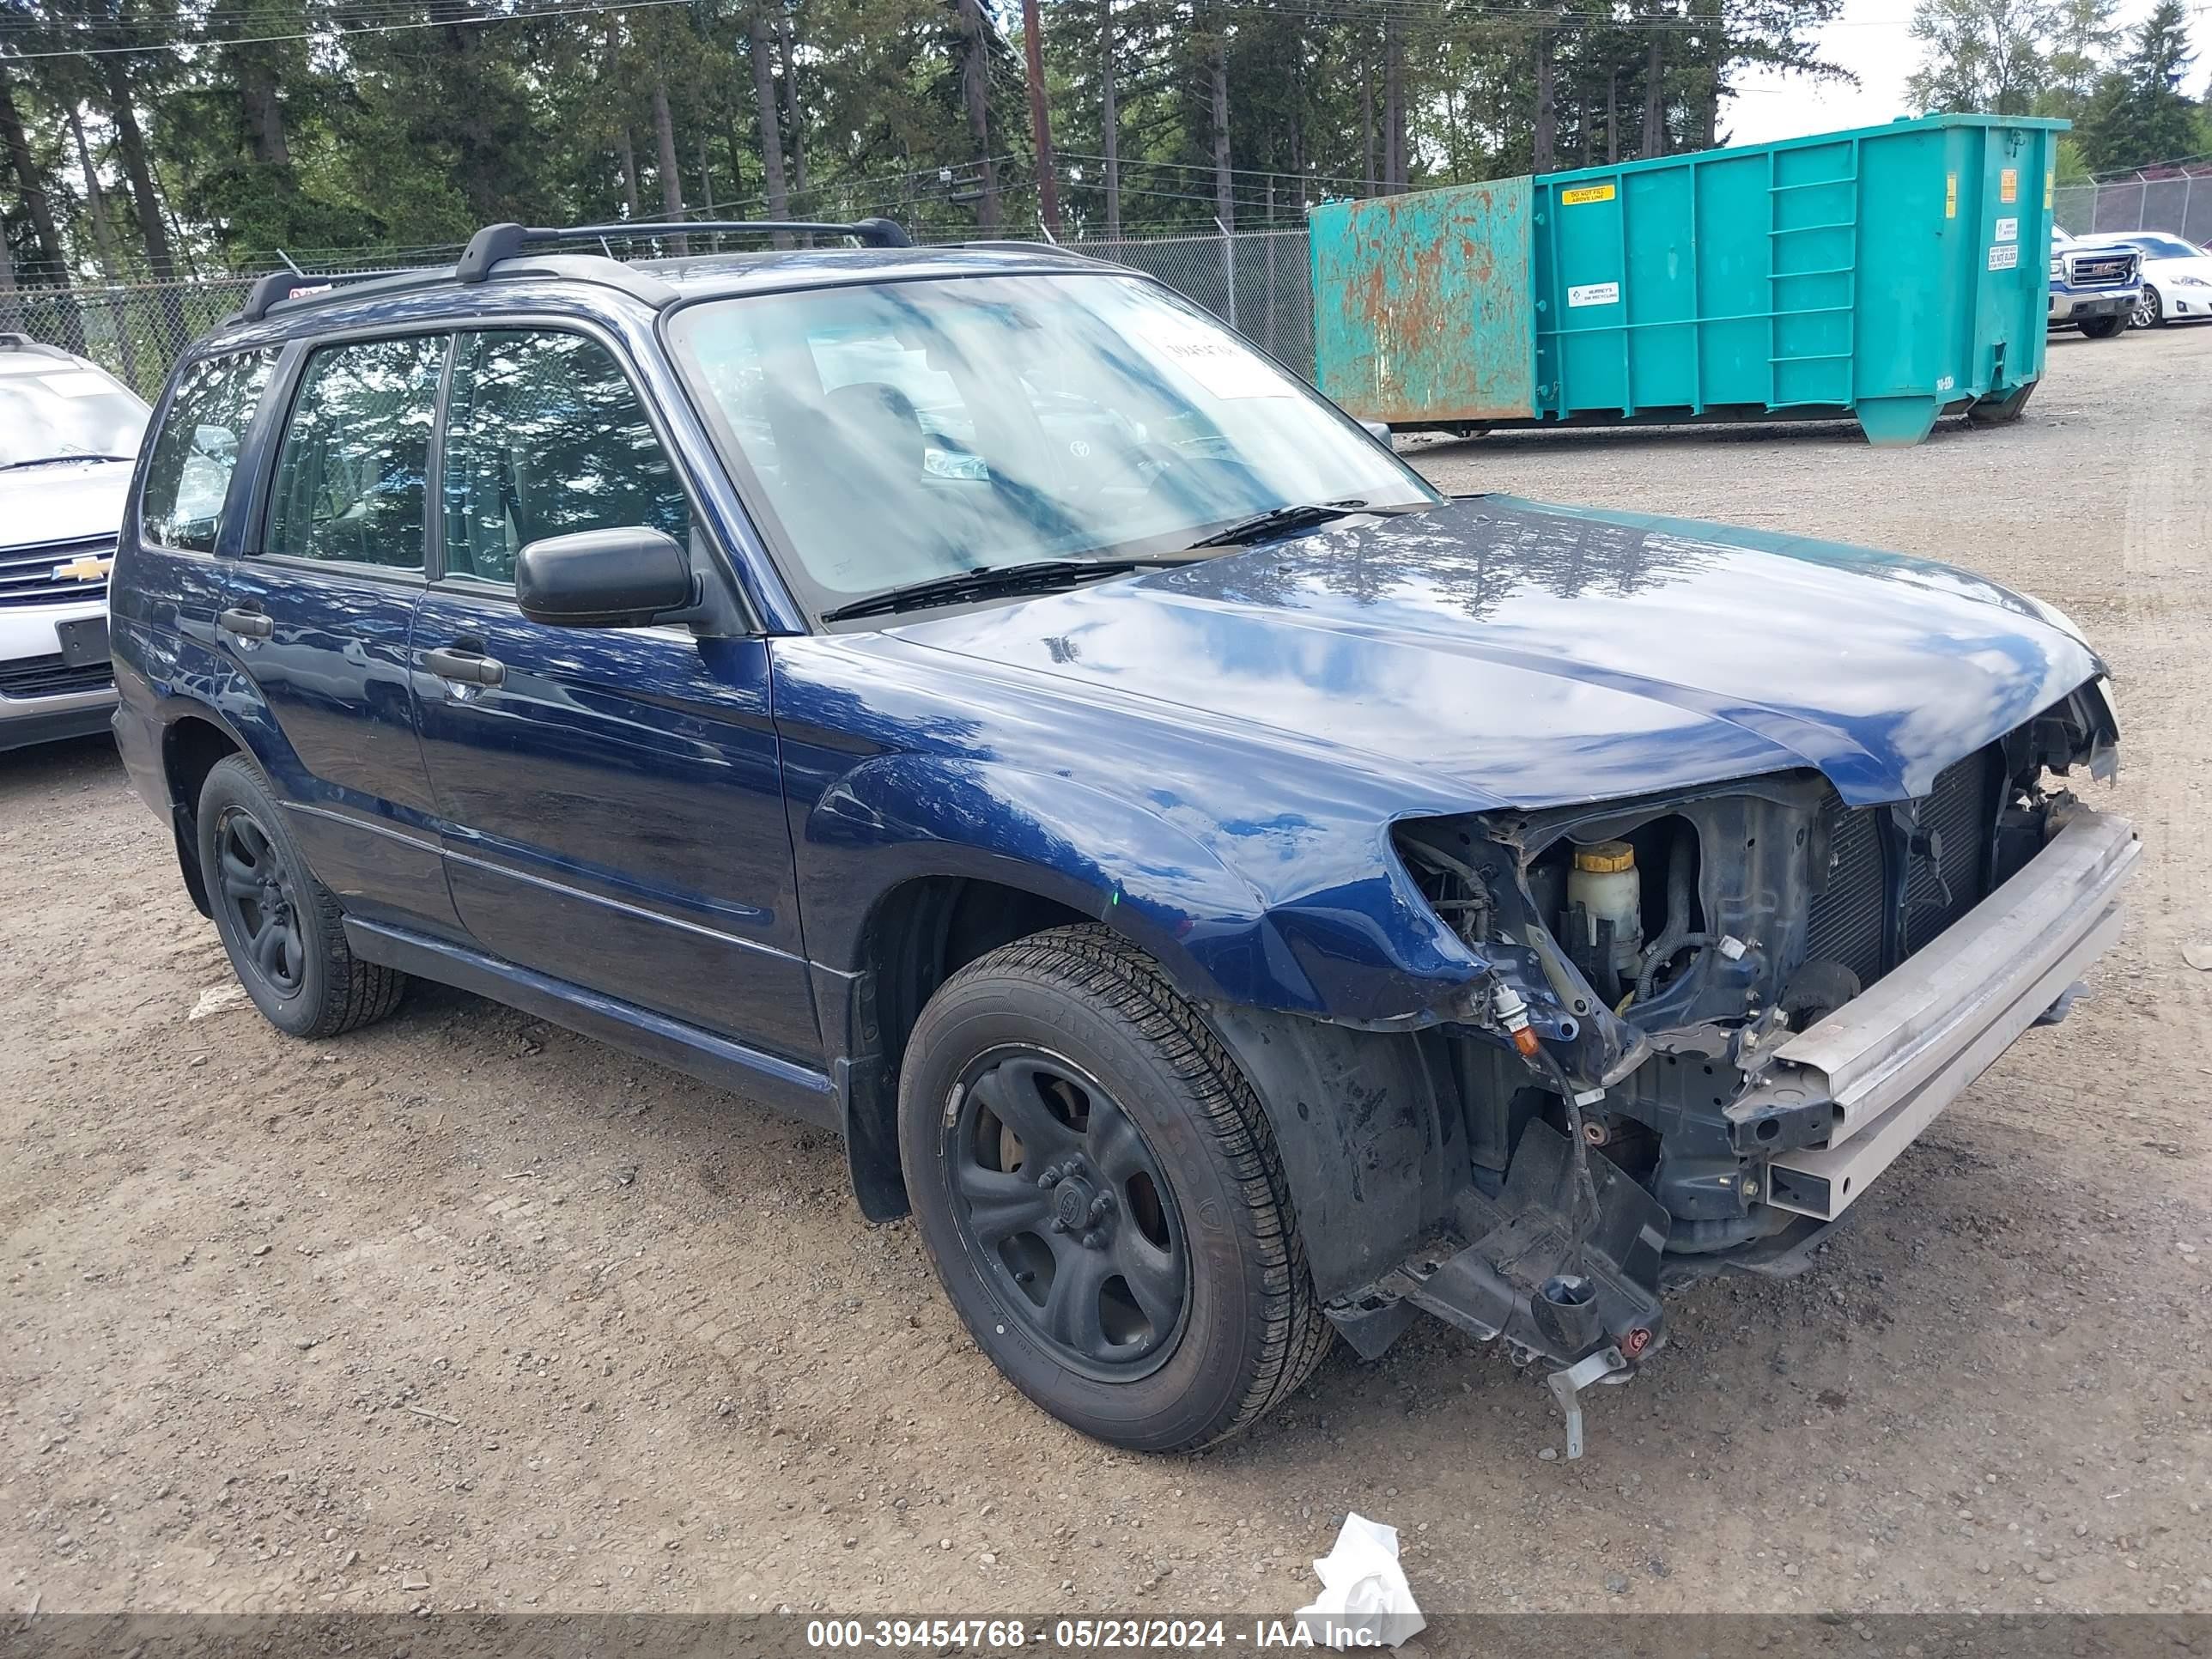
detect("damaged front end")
[1320,681,2130,1455]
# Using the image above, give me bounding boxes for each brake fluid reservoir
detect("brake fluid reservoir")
[1568,841,1642,956]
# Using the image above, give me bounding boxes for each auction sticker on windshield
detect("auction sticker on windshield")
[1139,316,1295,400]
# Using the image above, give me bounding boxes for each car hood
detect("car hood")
[887,496,2102,811]
[0,459,134,551]
[2143,252,2212,281]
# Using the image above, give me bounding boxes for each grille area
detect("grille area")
[0,653,113,700]
[2069,252,2137,288]
[0,538,113,609]
[1802,748,1997,990]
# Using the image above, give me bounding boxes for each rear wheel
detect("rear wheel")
[2132,285,2164,329]
[2078,313,2126,339]
[198,754,407,1039]
[897,924,1331,1451]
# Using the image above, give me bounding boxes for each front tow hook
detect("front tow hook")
[1547,1345,1633,1461]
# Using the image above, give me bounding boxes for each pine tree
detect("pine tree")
[2072,0,2198,172]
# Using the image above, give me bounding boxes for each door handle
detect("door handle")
[422,645,506,688]
[217,605,274,640]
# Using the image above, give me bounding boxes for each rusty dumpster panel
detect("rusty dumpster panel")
[1310,179,1539,426]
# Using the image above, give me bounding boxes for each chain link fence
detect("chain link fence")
[1074,228,1315,374]
[19,188,2212,402]
[0,225,1317,398]
[2,275,255,401]
[2053,175,2212,248]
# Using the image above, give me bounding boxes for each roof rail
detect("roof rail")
[455,216,914,283]
[236,265,428,325]
[957,240,1103,259]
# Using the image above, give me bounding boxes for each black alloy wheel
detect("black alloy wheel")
[943,1047,1189,1379]
[213,807,307,996]
[896,924,1333,1450]
[195,753,407,1039]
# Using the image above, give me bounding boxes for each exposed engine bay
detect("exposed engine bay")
[1336,679,2124,1454]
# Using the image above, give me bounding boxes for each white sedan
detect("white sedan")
[2112,231,2212,327]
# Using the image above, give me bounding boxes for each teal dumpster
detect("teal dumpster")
[1311,114,2065,446]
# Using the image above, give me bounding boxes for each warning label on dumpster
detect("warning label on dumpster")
[1567,282,1621,307]
[2000,167,2019,204]
[1560,184,1616,205]
[1988,243,2020,270]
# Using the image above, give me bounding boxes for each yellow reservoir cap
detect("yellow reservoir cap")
[1572,840,1636,874]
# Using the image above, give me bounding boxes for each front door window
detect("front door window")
[440,329,690,585]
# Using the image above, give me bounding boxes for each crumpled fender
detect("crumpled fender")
[796,752,1486,1024]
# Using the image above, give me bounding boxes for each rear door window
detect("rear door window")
[439,330,690,586]
[264,335,445,570]
[140,349,276,552]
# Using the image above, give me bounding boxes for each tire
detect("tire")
[897,924,1331,1451]
[2132,285,2163,329]
[2077,313,2125,339]
[197,753,407,1039]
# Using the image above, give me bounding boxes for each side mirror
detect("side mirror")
[1359,419,1395,449]
[515,527,696,629]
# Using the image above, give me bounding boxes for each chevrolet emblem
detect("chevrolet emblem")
[51,553,112,583]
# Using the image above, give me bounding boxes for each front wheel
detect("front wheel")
[2078,313,2127,339]
[2132,285,2164,329]
[897,925,1331,1451]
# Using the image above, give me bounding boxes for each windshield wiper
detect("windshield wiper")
[820,558,1176,623]
[0,453,136,471]
[1181,499,1384,550]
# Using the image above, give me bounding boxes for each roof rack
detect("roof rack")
[957,240,1101,258]
[454,217,913,282]
[235,266,424,325]
[228,215,916,327]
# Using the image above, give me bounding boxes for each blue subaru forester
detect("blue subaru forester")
[112,219,2135,1456]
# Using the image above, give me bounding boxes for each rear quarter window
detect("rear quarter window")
[140,349,277,553]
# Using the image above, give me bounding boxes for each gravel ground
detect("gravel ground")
[3,326,2208,1623]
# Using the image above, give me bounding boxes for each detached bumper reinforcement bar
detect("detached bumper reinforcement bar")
[1747,806,2137,1222]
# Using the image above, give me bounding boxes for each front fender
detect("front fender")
[797,753,1495,1261]
[799,753,1315,1010]
[799,753,1488,1024]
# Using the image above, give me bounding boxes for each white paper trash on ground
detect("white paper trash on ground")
[1291,1510,1426,1649]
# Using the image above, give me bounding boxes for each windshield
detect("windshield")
[2122,233,2199,259]
[0,364,149,469]
[666,272,1439,610]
